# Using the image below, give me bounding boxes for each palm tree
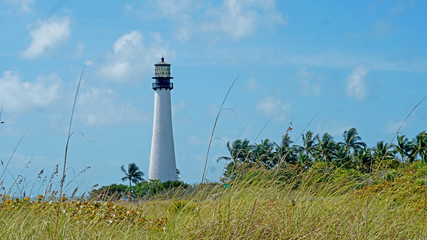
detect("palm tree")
[342,128,367,154]
[275,134,298,166]
[297,153,310,168]
[217,139,253,180]
[301,131,316,159]
[411,131,426,163]
[293,131,316,165]
[334,144,352,169]
[313,133,337,164]
[251,139,276,169]
[336,128,366,167]
[354,147,373,172]
[396,135,413,165]
[218,139,252,164]
[372,141,398,169]
[121,163,144,188]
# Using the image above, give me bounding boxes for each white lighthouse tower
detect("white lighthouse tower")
[148,57,177,182]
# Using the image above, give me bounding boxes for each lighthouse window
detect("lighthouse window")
[156,66,170,77]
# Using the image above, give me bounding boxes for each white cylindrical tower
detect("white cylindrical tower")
[149,57,177,182]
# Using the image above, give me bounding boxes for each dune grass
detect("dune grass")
[1,166,425,239]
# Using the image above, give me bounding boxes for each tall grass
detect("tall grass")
[1,166,425,239]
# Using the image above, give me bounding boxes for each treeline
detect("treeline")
[218,128,426,181]
[89,180,190,201]
[91,128,425,199]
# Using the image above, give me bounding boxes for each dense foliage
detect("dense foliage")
[218,128,426,181]
[89,180,190,201]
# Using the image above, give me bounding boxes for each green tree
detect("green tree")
[313,133,337,164]
[354,147,373,172]
[218,139,252,163]
[335,128,366,168]
[396,135,413,165]
[372,141,398,169]
[292,131,316,168]
[342,128,366,154]
[89,184,128,200]
[301,131,316,159]
[334,144,352,168]
[251,139,276,169]
[218,139,253,181]
[275,134,298,167]
[133,180,189,198]
[121,163,144,188]
[412,131,426,163]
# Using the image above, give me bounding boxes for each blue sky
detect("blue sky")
[0,0,426,195]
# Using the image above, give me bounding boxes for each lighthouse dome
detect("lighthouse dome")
[155,57,170,66]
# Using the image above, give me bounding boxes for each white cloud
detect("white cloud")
[76,87,148,126]
[126,1,197,42]
[175,26,192,42]
[152,0,196,18]
[84,60,94,66]
[74,42,85,57]
[346,65,369,100]
[297,67,320,96]
[273,51,427,73]
[203,0,287,40]
[172,101,186,115]
[204,0,258,40]
[5,0,34,13]
[256,96,290,122]
[124,3,132,11]
[390,1,414,15]
[187,136,205,146]
[21,16,71,59]
[98,31,168,82]
[207,103,218,116]
[0,71,61,112]
[126,0,286,41]
[0,152,50,171]
[245,78,258,91]
[371,21,391,38]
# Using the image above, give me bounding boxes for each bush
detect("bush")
[89,184,128,201]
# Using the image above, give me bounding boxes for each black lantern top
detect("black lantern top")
[152,57,173,90]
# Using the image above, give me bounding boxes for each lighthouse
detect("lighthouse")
[148,57,177,182]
